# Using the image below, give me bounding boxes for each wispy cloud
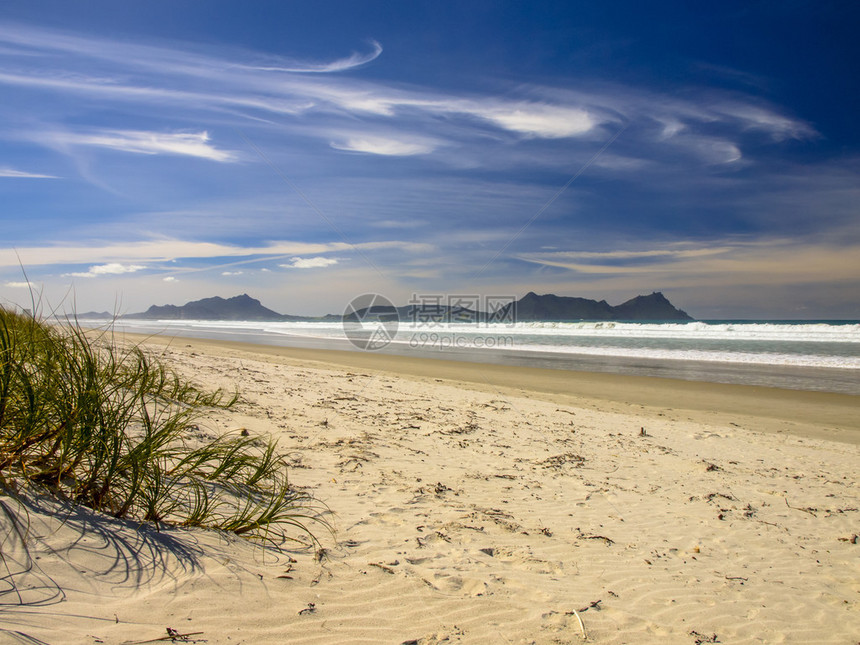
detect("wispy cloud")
[3,281,32,288]
[0,22,381,76]
[330,134,437,156]
[247,40,383,73]
[280,256,339,269]
[475,104,597,138]
[0,21,814,160]
[2,240,338,268]
[0,167,58,178]
[665,134,743,164]
[522,247,733,262]
[712,102,817,141]
[1,238,427,270]
[63,263,147,278]
[518,240,860,286]
[34,130,237,162]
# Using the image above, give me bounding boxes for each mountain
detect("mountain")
[75,311,113,319]
[124,291,693,323]
[344,303,484,323]
[502,291,693,322]
[511,292,615,321]
[611,292,693,321]
[125,294,288,321]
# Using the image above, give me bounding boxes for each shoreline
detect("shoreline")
[94,320,860,395]
[126,332,860,444]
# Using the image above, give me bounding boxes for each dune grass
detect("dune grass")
[0,306,327,548]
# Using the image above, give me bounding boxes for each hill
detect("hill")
[125,294,288,321]
[500,291,693,321]
[125,291,693,323]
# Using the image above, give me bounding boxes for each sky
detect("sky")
[1,0,858,319]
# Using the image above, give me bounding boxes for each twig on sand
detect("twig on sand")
[784,497,817,516]
[575,528,615,545]
[689,630,720,644]
[123,628,206,644]
[369,561,397,574]
[569,607,588,640]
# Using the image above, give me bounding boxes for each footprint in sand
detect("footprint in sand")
[428,573,490,597]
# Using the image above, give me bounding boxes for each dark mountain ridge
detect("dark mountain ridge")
[125,294,296,321]
[509,291,693,321]
[125,291,694,322]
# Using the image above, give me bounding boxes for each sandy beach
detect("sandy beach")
[2,336,858,644]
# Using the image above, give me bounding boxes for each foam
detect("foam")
[105,320,860,370]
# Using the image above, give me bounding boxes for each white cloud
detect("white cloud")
[64,263,147,278]
[162,276,178,282]
[280,256,339,269]
[0,22,815,168]
[2,240,340,268]
[665,134,743,164]
[1,238,431,270]
[248,40,383,73]
[476,104,597,138]
[39,130,237,162]
[3,281,32,288]
[0,23,381,76]
[658,118,685,139]
[522,247,733,262]
[692,138,742,164]
[517,240,860,286]
[0,167,58,178]
[714,103,817,141]
[221,271,244,276]
[330,135,436,156]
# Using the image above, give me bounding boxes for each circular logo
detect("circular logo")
[342,293,399,350]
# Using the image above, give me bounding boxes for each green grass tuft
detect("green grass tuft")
[0,307,328,549]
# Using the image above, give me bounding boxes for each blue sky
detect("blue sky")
[1,1,858,318]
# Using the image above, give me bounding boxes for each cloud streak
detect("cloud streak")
[33,130,237,162]
[0,167,58,178]
[0,238,431,270]
[0,21,815,158]
[247,40,383,73]
[330,133,437,156]
[518,240,860,287]
[477,104,597,138]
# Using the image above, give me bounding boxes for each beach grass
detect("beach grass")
[0,306,327,548]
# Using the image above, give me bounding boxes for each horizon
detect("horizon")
[1,2,859,319]
[51,290,859,323]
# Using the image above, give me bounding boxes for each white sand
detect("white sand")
[1,337,858,644]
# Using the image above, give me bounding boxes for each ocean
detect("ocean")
[94,318,860,395]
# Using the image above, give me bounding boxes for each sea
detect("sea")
[91,318,860,395]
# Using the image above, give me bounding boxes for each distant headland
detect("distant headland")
[97,291,693,322]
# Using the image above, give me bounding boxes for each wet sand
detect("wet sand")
[134,334,860,443]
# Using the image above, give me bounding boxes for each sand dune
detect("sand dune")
[1,337,858,644]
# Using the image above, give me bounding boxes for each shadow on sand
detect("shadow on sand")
[0,489,219,641]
